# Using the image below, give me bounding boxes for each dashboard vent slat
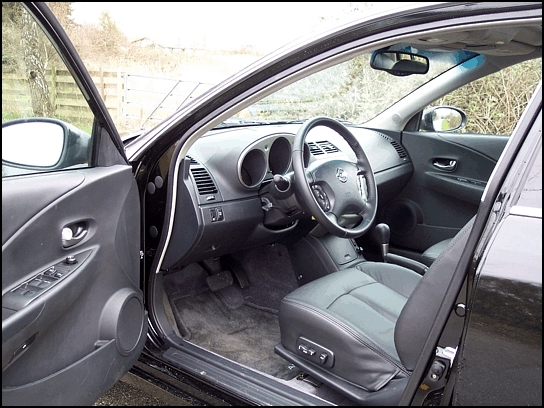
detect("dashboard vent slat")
[317,141,339,153]
[186,155,199,165]
[307,141,339,155]
[190,167,218,195]
[307,142,324,155]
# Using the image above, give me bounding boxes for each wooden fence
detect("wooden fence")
[2,68,213,135]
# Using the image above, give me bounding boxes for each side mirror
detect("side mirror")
[370,50,429,76]
[420,106,467,132]
[2,118,91,176]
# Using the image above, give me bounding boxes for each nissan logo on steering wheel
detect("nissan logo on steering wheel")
[336,167,348,183]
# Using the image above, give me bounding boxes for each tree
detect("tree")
[2,2,24,70]
[46,2,75,32]
[21,6,53,116]
[2,2,23,24]
[95,11,126,54]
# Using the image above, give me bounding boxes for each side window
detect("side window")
[2,2,94,177]
[420,58,542,136]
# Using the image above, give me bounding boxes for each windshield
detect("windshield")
[221,49,475,127]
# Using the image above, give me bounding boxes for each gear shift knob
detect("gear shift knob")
[373,223,390,260]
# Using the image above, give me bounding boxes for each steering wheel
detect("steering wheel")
[292,117,378,238]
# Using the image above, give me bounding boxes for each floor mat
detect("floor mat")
[232,243,299,311]
[172,288,300,380]
[163,245,358,404]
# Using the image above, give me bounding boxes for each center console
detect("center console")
[287,223,428,287]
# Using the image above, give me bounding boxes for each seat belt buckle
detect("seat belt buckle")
[425,346,456,383]
[412,346,458,405]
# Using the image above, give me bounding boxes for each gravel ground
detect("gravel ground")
[93,373,190,406]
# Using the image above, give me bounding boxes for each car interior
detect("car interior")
[2,3,541,406]
[142,19,542,406]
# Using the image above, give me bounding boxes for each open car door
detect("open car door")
[2,3,146,405]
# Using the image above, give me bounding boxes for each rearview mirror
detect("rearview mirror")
[370,50,429,76]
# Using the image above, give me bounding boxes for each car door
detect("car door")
[387,128,507,252]
[454,100,542,406]
[382,63,540,257]
[2,2,146,405]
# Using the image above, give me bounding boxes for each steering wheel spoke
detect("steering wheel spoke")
[357,173,369,204]
[310,184,332,212]
[324,211,339,225]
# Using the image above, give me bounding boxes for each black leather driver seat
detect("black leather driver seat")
[275,217,475,405]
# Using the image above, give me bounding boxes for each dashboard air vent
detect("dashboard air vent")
[190,167,218,195]
[390,141,407,159]
[307,142,323,155]
[307,141,339,156]
[376,132,407,159]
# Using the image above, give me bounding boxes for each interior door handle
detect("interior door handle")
[433,159,457,171]
[62,222,88,248]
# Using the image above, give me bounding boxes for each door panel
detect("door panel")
[382,131,508,253]
[2,172,85,245]
[2,166,147,405]
[3,3,145,405]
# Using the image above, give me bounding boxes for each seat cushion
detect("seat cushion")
[421,238,453,266]
[278,263,421,392]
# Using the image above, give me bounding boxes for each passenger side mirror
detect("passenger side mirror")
[370,50,429,76]
[420,106,467,132]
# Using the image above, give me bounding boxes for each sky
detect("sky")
[70,2,417,52]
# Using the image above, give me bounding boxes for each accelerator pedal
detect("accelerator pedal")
[221,255,250,289]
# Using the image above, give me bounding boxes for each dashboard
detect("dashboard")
[160,123,413,271]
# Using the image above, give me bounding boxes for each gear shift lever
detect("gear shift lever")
[372,223,429,275]
[373,223,390,261]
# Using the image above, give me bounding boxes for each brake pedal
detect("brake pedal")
[206,270,233,292]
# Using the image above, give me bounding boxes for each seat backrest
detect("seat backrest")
[394,217,475,370]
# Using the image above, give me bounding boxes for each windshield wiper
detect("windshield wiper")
[263,118,355,125]
[213,118,267,128]
[213,117,354,129]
